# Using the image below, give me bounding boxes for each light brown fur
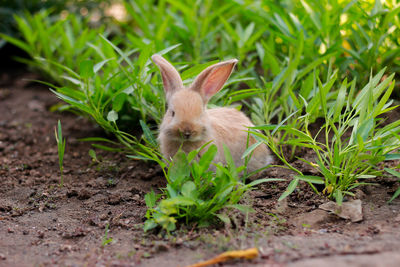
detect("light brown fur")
[153,54,272,172]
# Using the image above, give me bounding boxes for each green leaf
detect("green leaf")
[385,154,400,161]
[246,178,285,188]
[332,79,347,121]
[334,189,343,206]
[181,60,218,81]
[79,137,119,144]
[223,144,237,178]
[140,120,157,147]
[198,144,218,172]
[226,204,255,214]
[300,0,322,30]
[357,118,374,141]
[143,220,157,232]
[113,93,127,112]
[162,196,196,206]
[388,187,400,203]
[385,168,400,179]
[242,140,262,159]
[0,33,31,53]
[181,181,196,198]
[215,213,231,224]
[94,58,113,73]
[107,110,118,122]
[168,151,190,184]
[156,43,182,56]
[89,149,97,161]
[278,178,299,201]
[80,60,94,78]
[144,191,157,208]
[294,175,325,184]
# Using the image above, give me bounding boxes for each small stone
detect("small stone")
[23,230,29,235]
[319,199,363,222]
[367,225,380,235]
[0,253,6,260]
[59,244,73,252]
[7,228,14,233]
[275,198,289,214]
[37,230,45,239]
[175,238,183,246]
[62,227,88,239]
[293,209,331,228]
[28,100,45,111]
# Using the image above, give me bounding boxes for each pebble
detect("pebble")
[37,230,45,239]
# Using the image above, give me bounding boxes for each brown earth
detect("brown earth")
[1,70,400,267]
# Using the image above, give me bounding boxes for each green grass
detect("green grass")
[0,0,111,48]
[54,120,66,187]
[2,0,400,225]
[101,223,113,247]
[144,144,283,232]
[250,69,400,204]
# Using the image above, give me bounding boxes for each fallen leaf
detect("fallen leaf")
[186,247,258,267]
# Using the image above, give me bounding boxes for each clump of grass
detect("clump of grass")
[144,144,282,232]
[0,11,111,85]
[101,223,113,247]
[0,0,110,48]
[54,120,66,187]
[251,70,400,204]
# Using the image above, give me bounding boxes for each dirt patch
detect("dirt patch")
[1,70,400,266]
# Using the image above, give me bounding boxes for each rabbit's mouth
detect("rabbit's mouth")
[180,126,209,142]
[164,126,208,142]
[181,133,203,142]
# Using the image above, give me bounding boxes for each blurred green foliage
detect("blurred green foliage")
[0,0,112,47]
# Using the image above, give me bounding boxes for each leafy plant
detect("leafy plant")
[0,0,109,48]
[251,69,400,204]
[54,120,66,187]
[0,11,111,84]
[101,223,113,247]
[144,144,282,232]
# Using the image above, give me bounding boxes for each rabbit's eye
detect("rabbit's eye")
[171,110,175,117]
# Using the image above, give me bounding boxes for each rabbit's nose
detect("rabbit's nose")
[183,130,192,139]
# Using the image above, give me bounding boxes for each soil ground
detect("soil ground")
[1,69,400,267]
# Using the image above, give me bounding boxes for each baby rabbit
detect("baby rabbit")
[152,54,272,172]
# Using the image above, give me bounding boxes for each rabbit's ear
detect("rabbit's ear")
[191,59,238,102]
[152,54,183,98]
